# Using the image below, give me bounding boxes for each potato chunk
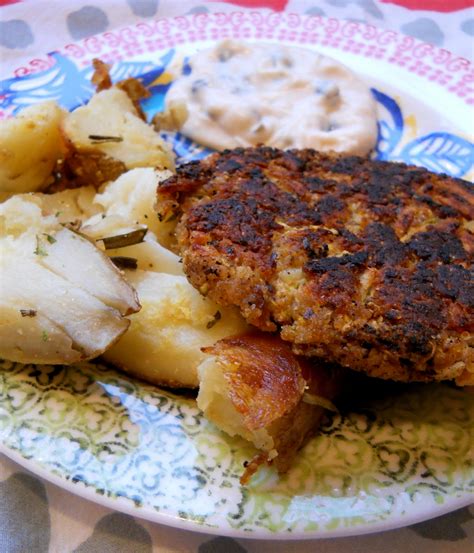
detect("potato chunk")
[63,88,174,172]
[93,167,176,248]
[79,169,248,388]
[0,195,140,364]
[0,102,65,201]
[197,333,345,482]
[102,270,248,388]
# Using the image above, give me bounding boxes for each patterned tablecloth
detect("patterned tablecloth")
[0,1,473,552]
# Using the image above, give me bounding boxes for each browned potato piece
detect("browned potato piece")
[62,88,174,173]
[197,332,344,482]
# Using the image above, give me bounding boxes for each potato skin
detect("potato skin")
[0,195,139,364]
[197,332,345,482]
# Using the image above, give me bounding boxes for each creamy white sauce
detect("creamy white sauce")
[164,40,378,155]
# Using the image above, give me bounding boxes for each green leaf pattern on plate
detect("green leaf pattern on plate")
[0,359,472,535]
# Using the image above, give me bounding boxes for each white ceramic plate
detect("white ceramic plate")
[0,12,473,540]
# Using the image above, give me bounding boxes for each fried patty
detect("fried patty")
[156,147,474,384]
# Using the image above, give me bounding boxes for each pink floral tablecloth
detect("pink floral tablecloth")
[1,1,473,552]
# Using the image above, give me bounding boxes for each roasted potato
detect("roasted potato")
[197,333,344,481]
[63,88,174,173]
[0,102,65,201]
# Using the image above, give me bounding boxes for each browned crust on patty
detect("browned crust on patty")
[156,147,474,384]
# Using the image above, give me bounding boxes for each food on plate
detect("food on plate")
[160,40,377,155]
[2,43,470,485]
[0,195,140,364]
[157,147,474,386]
[61,87,174,189]
[103,270,248,388]
[0,97,247,384]
[0,101,66,201]
[90,167,178,249]
[197,332,344,483]
[56,166,247,388]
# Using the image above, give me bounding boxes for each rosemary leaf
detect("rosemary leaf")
[206,310,221,329]
[88,134,123,144]
[110,256,138,270]
[101,228,147,249]
[34,235,48,257]
[20,309,37,317]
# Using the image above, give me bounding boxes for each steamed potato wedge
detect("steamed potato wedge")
[103,270,248,388]
[0,195,140,364]
[0,102,65,201]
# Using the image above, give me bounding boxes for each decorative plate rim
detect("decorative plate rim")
[3,11,473,107]
[1,443,473,541]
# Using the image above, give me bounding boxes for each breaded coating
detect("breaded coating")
[157,147,474,384]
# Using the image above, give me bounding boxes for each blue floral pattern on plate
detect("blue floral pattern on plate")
[372,89,474,178]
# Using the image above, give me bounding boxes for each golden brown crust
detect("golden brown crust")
[203,333,306,431]
[115,78,151,122]
[269,353,344,474]
[203,332,345,483]
[48,146,127,192]
[91,58,150,120]
[91,58,113,92]
[157,147,474,384]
